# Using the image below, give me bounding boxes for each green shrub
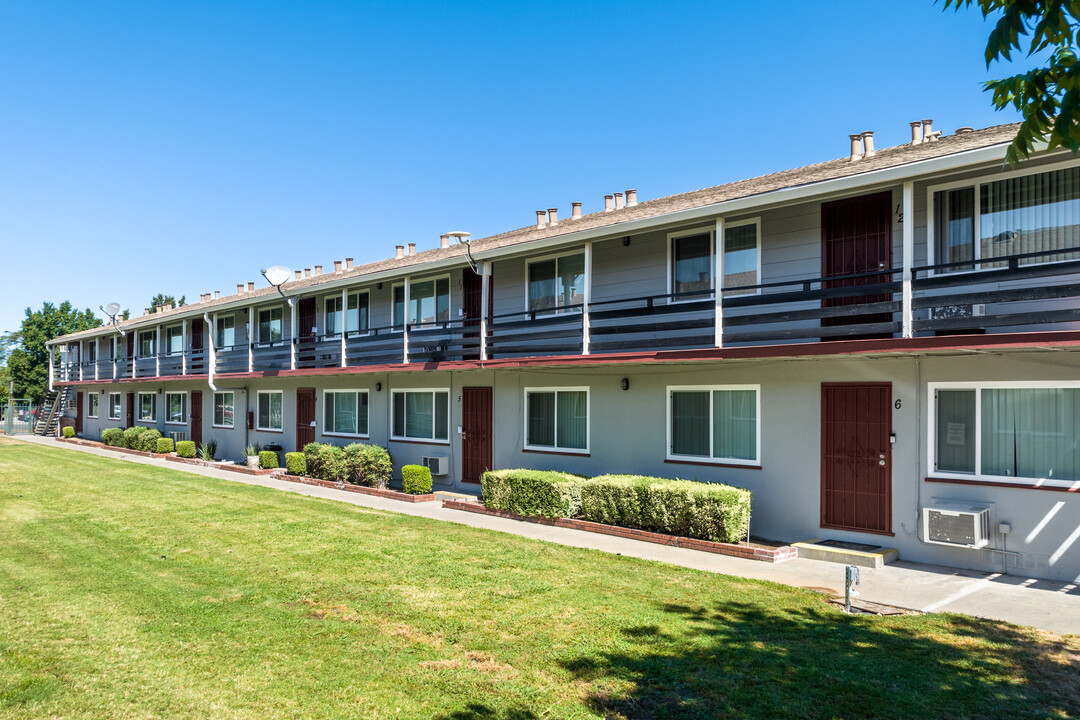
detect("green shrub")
[481,469,582,519]
[156,437,174,454]
[303,442,326,478]
[580,475,752,544]
[122,426,145,449]
[176,440,196,458]
[402,464,433,495]
[259,450,279,469]
[285,452,307,476]
[343,443,393,488]
[62,426,75,438]
[137,429,162,453]
[101,428,124,446]
[316,444,347,482]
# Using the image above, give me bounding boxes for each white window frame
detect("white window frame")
[108,392,121,420]
[524,251,587,317]
[390,388,451,444]
[323,388,370,438]
[86,340,97,364]
[138,330,156,358]
[256,306,284,346]
[165,325,184,355]
[325,291,371,338]
[523,386,590,454]
[392,275,452,329]
[256,390,284,431]
[927,380,1080,489]
[88,393,99,419]
[721,217,762,297]
[926,158,1080,277]
[137,392,156,423]
[665,384,761,466]
[216,315,236,349]
[666,225,716,303]
[213,391,235,429]
[164,391,187,425]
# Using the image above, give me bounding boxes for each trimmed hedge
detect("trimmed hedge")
[580,475,751,544]
[402,464,433,495]
[137,429,162,453]
[481,469,583,519]
[259,450,279,469]
[62,426,75,438]
[285,452,306,476]
[302,442,347,482]
[344,443,393,488]
[122,427,145,449]
[156,437,174,454]
[101,428,124,447]
[176,440,196,458]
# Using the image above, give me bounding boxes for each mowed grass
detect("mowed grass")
[0,439,1077,720]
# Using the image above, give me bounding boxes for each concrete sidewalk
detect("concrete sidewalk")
[17,435,1080,635]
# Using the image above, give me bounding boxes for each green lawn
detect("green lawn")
[0,439,1077,719]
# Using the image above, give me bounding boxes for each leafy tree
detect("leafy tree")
[6,302,101,402]
[148,294,186,313]
[944,0,1080,164]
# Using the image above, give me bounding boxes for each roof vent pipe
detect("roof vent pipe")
[440,234,449,248]
[571,202,582,219]
[305,268,311,277]
[548,208,558,226]
[247,282,254,291]
[955,126,974,135]
[145,308,151,316]
[334,260,342,272]
[408,242,416,255]
[626,189,637,206]
[910,121,923,145]
[164,303,172,311]
[604,195,614,212]
[214,290,220,299]
[614,192,624,210]
[861,131,875,158]
[237,284,245,294]
[849,134,863,161]
[395,245,404,259]
[536,210,546,228]
[315,266,323,276]
[346,257,354,269]
[922,119,933,142]
[295,270,302,280]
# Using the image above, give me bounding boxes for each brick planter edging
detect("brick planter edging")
[442,500,797,563]
[279,474,438,503]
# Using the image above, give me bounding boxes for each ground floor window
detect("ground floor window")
[324,390,369,436]
[392,389,449,442]
[88,393,99,418]
[667,385,759,464]
[214,392,234,428]
[257,391,283,431]
[933,384,1080,483]
[165,392,186,424]
[524,387,589,452]
[138,392,156,422]
[108,392,121,420]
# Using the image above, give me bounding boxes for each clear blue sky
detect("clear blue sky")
[0,1,1027,335]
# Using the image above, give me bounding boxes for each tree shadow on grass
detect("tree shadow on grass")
[561,600,1080,720]
[433,704,537,720]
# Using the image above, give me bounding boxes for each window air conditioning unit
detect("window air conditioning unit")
[169,431,188,443]
[922,502,991,548]
[421,455,449,477]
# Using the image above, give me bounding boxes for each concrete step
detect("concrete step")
[792,539,899,569]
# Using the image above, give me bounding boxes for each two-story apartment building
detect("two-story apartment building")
[48,121,1080,581]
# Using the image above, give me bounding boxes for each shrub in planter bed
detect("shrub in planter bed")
[156,437,174,454]
[580,475,751,544]
[302,442,326,479]
[401,464,433,495]
[62,426,75,438]
[481,469,582,519]
[122,427,145,449]
[259,450,279,469]
[176,440,196,458]
[344,443,393,488]
[302,443,346,482]
[137,429,163,453]
[285,452,306,476]
[101,428,124,446]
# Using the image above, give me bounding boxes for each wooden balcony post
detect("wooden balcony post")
[205,313,216,390]
[902,180,914,338]
[155,325,161,377]
[78,343,84,382]
[341,288,348,368]
[480,262,491,362]
[289,302,298,370]
[403,278,410,364]
[182,318,188,375]
[582,242,592,355]
[48,346,54,392]
[248,306,255,373]
[94,338,99,381]
[714,217,725,347]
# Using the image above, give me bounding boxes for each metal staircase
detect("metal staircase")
[35,387,70,436]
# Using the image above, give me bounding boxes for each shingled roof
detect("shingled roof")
[51,122,1022,344]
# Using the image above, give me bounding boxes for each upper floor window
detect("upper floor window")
[166,326,183,354]
[723,220,760,295]
[86,341,97,364]
[528,253,585,315]
[326,292,369,336]
[109,337,116,360]
[932,165,1080,273]
[670,230,713,298]
[216,315,235,348]
[139,331,155,357]
[258,307,283,344]
[393,278,450,329]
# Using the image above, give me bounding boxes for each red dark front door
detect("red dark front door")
[190,390,202,447]
[298,298,316,366]
[821,192,894,337]
[462,268,491,360]
[75,392,83,435]
[296,387,316,450]
[461,387,493,483]
[821,383,892,534]
[190,319,204,372]
[126,392,135,427]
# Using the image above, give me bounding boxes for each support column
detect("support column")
[341,288,348,368]
[902,180,914,339]
[182,318,188,375]
[94,338,99,381]
[289,301,298,370]
[78,343,84,382]
[155,326,161,377]
[402,278,410,364]
[582,242,593,355]
[205,313,216,391]
[248,306,255,373]
[714,217,725,347]
[480,262,491,362]
[48,346,55,392]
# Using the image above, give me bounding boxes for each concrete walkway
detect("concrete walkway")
[17,435,1080,635]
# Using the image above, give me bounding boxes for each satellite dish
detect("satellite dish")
[446,231,472,243]
[261,265,292,286]
[103,302,121,316]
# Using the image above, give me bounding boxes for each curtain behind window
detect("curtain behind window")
[713,389,756,461]
[936,390,976,473]
[527,392,555,446]
[405,392,434,438]
[556,391,587,449]
[981,166,1080,265]
[671,391,709,456]
[982,388,1080,480]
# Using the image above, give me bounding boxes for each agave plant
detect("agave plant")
[198,439,218,462]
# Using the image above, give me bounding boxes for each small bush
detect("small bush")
[402,464,433,495]
[198,439,217,461]
[156,437,174,454]
[137,429,162,453]
[176,440,196,458]
[122,426,145,449]
[481,469,583,519]
[316,444,347,482]
[303,442,326,478]
[62,426,75,438]
[285,452,306,476]
[259,450,279,469]
[101,428,124,446]
[344,443,393,488]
